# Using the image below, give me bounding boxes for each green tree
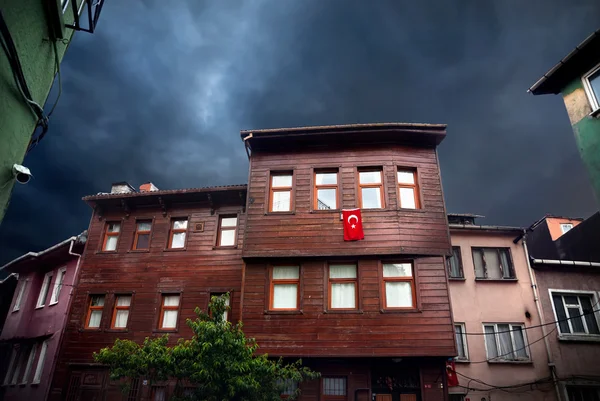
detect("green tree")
[93,294,319,401]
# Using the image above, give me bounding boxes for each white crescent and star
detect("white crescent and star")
[347,214,358,229]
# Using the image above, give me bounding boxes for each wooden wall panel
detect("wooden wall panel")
[243,145,451,258]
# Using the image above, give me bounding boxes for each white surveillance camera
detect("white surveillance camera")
[12,164,32,184]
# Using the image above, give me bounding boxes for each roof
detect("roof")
[448,224,524,233]
[83,184,247,202]
[241,122,447,151]
[529,29,600,95]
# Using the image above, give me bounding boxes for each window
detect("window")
[168,218,188,249]
[3,347,17,385]
[561,223,574,234]
[210,293,230,322]
[21,343,38,384]
[382,263,415,309]
[270,266,300,310]
[582,62,600,112]
[278,379,298,399]
[358,168,384,209]
[50,267,67,305]
[111,295,132,329]
[454,323,468,360]
[159,294,180,329]
[32,340,47,383]
[397,169,419,209]
[10,347,25,385]
[322,377,347,400]
[102,222,121,251]
[551,293,600,336]
[12,280,27,311]
[328,264,357,310]
[217,216,238,247]
[472,248,515,279]
[449,395,465,401]
[36,272,53,308]
[567,385,600,401]
[85,295,105,328]
[314,170,338,210]
[483,323,529,361]
[133,220,152,250]
[151,386,167,401]
[269,172,293,212]
[446,247,463,278]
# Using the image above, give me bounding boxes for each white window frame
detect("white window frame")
[36,272,53,308]
[454,323,469,361]
[50,267,67,305]
[12,278,27,312]
[20,343,38,384]
[32,340,49,384]
[582,62,600,113]
[2,346,18,385]
[549,289,600,340]
[482,322,530,362]
[560,223,574,234]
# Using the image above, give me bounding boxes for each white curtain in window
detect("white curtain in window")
[272,191,291,211]
[89,310,102,328]
[219,230,235,246]
[383,263,412,277]
[114,310,129,328]
[455,325,465,358]
[331,283,356,309]
[473,250,485,278]
[484,326,498,358]
[399,187,416,209]
[33,341,48,383]
[330,265,356,279]
[162,310,178,328]
[513,326,527,358]
[273,266,299,279]
[497,324,513,358]
[484,249,502,279]
[385,282,412,307]
[499,250,512,278]
[273,284,297,309]
[117,296,132,307]
[105,236,118,251]
[164,295,179,306]
[171,232,186,248]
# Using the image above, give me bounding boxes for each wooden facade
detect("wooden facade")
[51,123,455,401]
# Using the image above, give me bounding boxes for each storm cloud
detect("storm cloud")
[1,0,598,264]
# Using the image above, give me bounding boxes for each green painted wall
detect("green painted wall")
[0,0,81,223]
[560,79,600,204]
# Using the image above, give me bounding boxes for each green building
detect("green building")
[0,0,103,223]
[529,29,600,204]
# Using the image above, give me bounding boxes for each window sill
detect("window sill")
[455,359,470,364]
[590,107,600,118]
[324,309,363,314]
[34,305,45,310]
[96,250,118,255]
[163,248,187,252]
[79,328,102,333]
[264,211,296,216]
[105,328,129,333]
[213,245,239,250]
[487,359,532,365]
[152,329,178,334]
[448,277,466,281]
[474,278,518,282]
[558,334,600,343]
[49,301,58,307]
[310,209,340,214]
[264,310,303,315]
[128,249,150,253]
[11,308,19,313]
[379,308,421,314]
[396,208,427,213]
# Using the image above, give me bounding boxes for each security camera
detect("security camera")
[12,164,32,184]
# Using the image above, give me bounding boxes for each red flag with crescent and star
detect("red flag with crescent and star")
[446,359,459,387]
[342,208,364,241]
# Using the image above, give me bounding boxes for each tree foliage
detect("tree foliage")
[93,294,319,401]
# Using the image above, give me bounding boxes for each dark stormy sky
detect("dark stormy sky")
[1,0,599,265]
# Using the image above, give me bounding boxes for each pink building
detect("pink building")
[446,214,556,401]
[0,233,86,401]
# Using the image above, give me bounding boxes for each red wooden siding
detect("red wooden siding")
[243,145,451,258]
[241,257,455,357]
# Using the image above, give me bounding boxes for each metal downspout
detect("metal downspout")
[521,230,562,401]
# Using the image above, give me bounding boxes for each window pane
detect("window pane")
[499,249,514,278]
[323,377,347,396]
[162,310,178,328]
[153,387,166,401]
[399,187,416,209]
[163,295,180,306]
[383,263,412,277]
[38,275,52,306]
[108,223,120,233]
[137,221,152,231]
[552,295,570,333]
[359,171,381,184]
[273,266,299,280]
[385,282,413,308]
[483,249,502,279]
[136,233,150,249]
[472,249,485,278]
[455,325,465,358]
[568,307,586,333]
[580,296,600,334]
[316,188,337,210]
[273,284,298,309]
[331,283,356,309]
[447,248,462,278]
[272,175,292,187]
[114,310,129,328]
[590,69,600,102]
[484,325,498,358]
[91,295,105,307]
[497,324,514,359]
[173,219,188,230]
[33,341,47,383]
[117,296,131,307]
[397,170,415,184]
[513,326,527,358]
[221,217,237,227]
[105,236,118,251]
[171,232,186,248]
[564,296,579,305]
[361,187,382,209]
[219,230,236,246]
[272,191,291,211]
[88,310,102,328]
[330,265,357,279]
[316,172,337,185]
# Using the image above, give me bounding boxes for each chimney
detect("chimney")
[110,182,136,194]
[140,182,159,192]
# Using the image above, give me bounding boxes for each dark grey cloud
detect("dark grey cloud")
[1,0,598,264]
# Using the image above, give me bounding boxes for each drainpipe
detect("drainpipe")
[521,230,562,401]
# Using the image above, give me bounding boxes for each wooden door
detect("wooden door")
[400,394,417,401]
[376,395,392,401]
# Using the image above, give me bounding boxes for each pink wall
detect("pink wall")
[1,256,79,401]
[546,217,581,241]
[448,229,556,401]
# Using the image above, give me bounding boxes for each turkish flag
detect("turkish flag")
[446,360,459,387]
[342,209,364,241]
